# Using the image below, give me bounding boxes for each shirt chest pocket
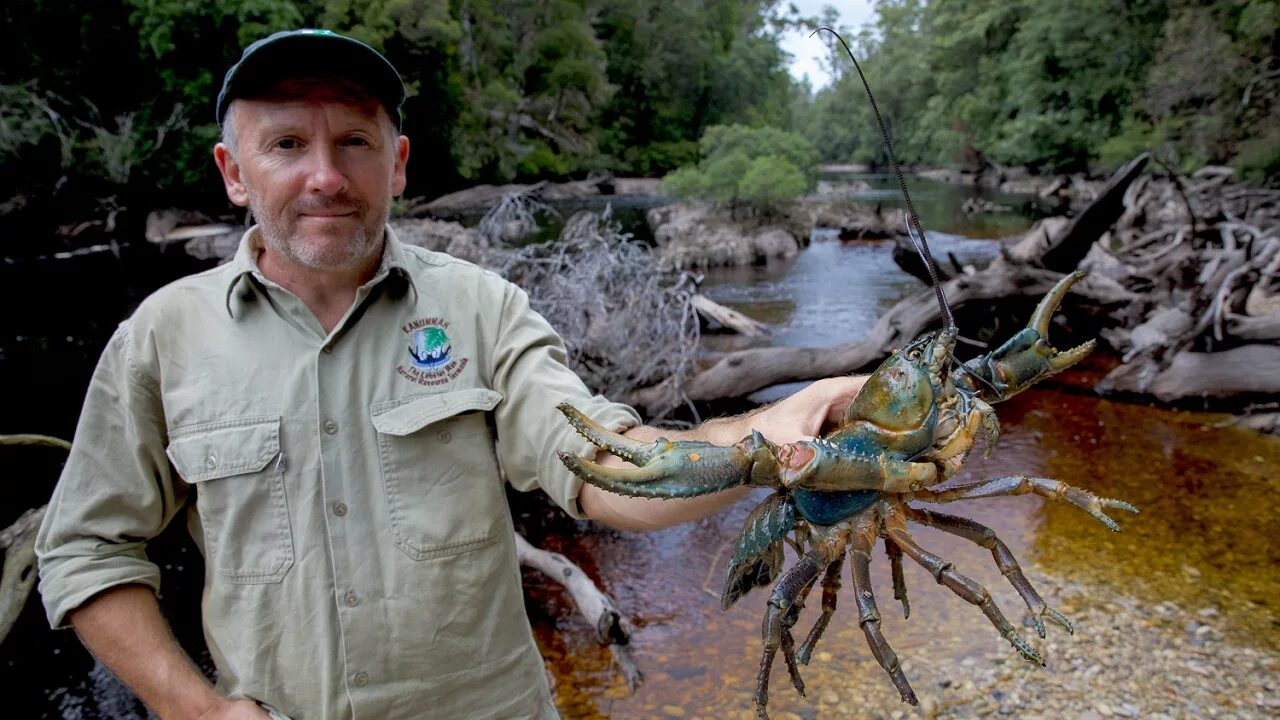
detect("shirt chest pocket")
[370,388,506,561]
[166,416,293,584]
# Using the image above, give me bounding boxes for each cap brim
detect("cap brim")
[217,33,405,128]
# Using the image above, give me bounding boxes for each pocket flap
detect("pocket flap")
[370,388,504,436]
[166,416,281,482]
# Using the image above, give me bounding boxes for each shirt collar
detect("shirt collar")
[224,224,417,318]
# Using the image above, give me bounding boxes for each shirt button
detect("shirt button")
[352,671,369,687]
[322,344,333,354]
[344,590,359,607]
[333,502,348,517]
[324,420,339,435]
[205,453,218,470]
[437,430,452,443]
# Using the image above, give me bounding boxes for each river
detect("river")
[1,177,1275,718]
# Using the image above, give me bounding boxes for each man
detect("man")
[36,30,866,719]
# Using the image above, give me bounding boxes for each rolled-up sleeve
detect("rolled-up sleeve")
[490,283,640,519]
[36,321,187,629]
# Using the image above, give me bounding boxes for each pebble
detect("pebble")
[661,705,685,717]
[820,690,840,705]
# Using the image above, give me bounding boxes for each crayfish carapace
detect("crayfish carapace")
[555,27,1137,720]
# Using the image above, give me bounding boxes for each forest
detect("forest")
[1,0,1276,231]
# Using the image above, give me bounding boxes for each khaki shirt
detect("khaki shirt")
[36,226,640,719]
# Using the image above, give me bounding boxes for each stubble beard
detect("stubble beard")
[248,185,389,272]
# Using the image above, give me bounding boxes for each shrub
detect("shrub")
[659,124,817,211]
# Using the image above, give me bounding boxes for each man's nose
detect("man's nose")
[305,145,348,195]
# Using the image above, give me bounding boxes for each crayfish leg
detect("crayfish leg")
[884,539,910,620]
[755,554,824,719]
[848,517,918,705]
[908,474,1139,532]
[796,554,845,664]
[905,505,1072,637]
[882,507,1044,666]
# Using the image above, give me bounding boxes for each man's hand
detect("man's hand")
[738,375,868,444]
[197,699,272,720]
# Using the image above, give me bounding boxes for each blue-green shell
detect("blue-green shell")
[721,492,795,610]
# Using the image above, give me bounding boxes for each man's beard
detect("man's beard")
[249,190,387,271]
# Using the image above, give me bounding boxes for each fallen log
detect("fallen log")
[514,532,643,692]
[1141,345,1280,402]
[0,506,44,646]
[692,295,769,336]
[1040,153,1149,272]
[0,434,71,646]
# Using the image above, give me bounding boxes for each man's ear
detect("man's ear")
[213,144,250,207]
[392,135,410,197]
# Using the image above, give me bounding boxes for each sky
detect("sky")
[778,0,877,90]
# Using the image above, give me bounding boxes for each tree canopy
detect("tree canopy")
[1,0,1274,225]
[799,0,1277,180]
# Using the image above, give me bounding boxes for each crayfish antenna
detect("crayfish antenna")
[814,26,955,331]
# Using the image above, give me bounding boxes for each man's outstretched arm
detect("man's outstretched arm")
[69,584,267,720]
[580,376,867,531]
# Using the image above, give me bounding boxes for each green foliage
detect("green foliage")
[796,0,1271,177]
[1096,117,1163,172]
[1234,127,1280,188]
[661,124,817,209]
[739,155,807,207]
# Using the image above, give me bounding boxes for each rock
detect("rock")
[424,178,606,213]
[918,168,979,185]
[661,704,686,717]
[646,202,800,268]
[608,177,663,195]
[814,179,874,197]
[144,208,214,243]
[820,690,840,705]
[789,200,899,240]
[391,218,488,263]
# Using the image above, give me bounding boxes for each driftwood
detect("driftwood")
[0,434,70,646]
[1102,344,1280,401]
[1091,163,1280,403]
[1040,154,1150,272]
[0,506,44,646]
[514,533,643,692]
[692,294,769,337]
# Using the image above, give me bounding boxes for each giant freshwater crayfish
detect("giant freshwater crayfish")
[554,28,1137,720]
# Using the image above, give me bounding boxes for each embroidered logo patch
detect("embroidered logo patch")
[397,317,469,386]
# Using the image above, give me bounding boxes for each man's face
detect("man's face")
[214,80,409,273]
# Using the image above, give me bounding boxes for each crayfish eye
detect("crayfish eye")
[907,348,923,361]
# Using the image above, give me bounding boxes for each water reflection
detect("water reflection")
[698,236,998,351]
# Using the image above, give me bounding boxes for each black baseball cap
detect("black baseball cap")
[216,29,406,129]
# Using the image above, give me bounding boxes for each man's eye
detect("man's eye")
[343,136,371,147]
[274,138,301,150]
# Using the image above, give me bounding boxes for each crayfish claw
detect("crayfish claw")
[1044,606,1074,635]
[558,405,765,498]
[1085,494,1138,531]
[557,402,659,466]
[1006,629,1045,666]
